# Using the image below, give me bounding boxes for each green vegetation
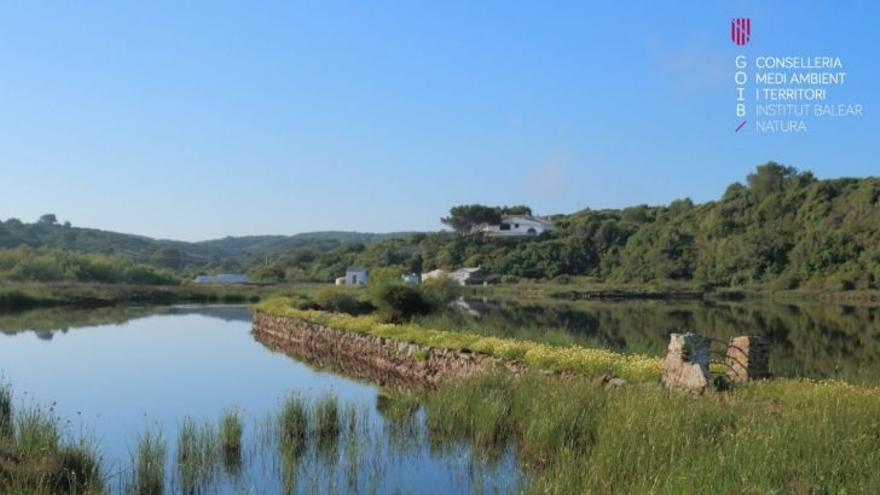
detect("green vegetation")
[278,395,309,453]
[0,246,177,285]
[0,215,412,280]
[217,409,243,475]
[257,297,663,381]
[313,286,369,314]
[423,371,880,494]
[176,418,217,493]
[0,281,304,312]
[243,164,880,291]
[129,429,165,495]
[4,164,879,293]
[0,385,103,494]
[314,395,340,441]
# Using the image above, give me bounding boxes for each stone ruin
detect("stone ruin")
[662,333,712,393]
[725,335,770,384]
[662,333,770,392]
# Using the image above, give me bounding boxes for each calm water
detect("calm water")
[441,298,880,383]
[3,299,878,493]
[0,305,522,494]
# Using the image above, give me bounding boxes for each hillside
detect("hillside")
[0,219,414,276]
[3,163,879,290]
[258,163,880,290]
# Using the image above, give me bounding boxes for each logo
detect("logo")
[731,18,751,46]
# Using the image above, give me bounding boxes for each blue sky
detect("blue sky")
[1,1,877,241]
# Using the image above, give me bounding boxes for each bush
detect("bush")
[421,276,462,307]
[314,286,364,315]
[373,284,433,323]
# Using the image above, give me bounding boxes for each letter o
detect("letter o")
[735,71,747,85]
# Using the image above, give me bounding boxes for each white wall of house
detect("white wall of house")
[483,216,553,237]
[345,269,368,285]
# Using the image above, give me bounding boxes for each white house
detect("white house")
[482,215,553,237]
[194,273,249,284]
[422,267,484,286]
[345,267,368,286]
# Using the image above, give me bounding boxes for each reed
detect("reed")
[218,409,243,475]
[132,429,166,495]
[176,417,217,493]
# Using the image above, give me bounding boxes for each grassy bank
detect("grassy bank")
[419,371,880,494]
[0,282,327,311]
[257,297,662,381]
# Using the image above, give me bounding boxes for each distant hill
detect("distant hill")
[0,219,417,272]
[196,231,416,255]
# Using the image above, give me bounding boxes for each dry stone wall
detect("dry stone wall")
[252,312,519,388]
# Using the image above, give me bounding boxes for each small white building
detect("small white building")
[422,267,484,286]
[345,267,368,286]
[482,215,553,237]
[194,273,249,284]
[334,276,347,286]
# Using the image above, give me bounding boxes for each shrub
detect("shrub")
[314,286,364,315]
[421,276,462,307]
[372,284,433,323]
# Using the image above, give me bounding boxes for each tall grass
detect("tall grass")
[425,371,880,494]
[314,394,340,441]
[218,409,243,475]
[176,418,217,493]
[278,394,309,454]
[15,406,60,458]
[0,384,103,494]
[131,429,166,495]
[0,381,12,438]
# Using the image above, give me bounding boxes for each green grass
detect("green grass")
[278,394,309,454]
[131,429,166,495]
[176,417,217,493]
[0,382,12,438]
[218,409,243,475]
[0,385,103,494]
[0,287,62,311]
[424,371,880,494]
[314,395,340,441]
[256,297,663,381]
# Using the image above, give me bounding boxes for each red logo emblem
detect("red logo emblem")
[731,18,751,46]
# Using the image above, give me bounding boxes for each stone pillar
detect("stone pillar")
[726,336,769,383]
[662,333,711,393]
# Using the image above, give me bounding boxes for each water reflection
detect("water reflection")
[440,298,880,382]
[0,306,521,494]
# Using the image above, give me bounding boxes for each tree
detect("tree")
[747,162,797,199]
[38,214,58,225]
[441,205,503,233]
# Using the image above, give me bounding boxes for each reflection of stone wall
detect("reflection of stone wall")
[252,313,518,387]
